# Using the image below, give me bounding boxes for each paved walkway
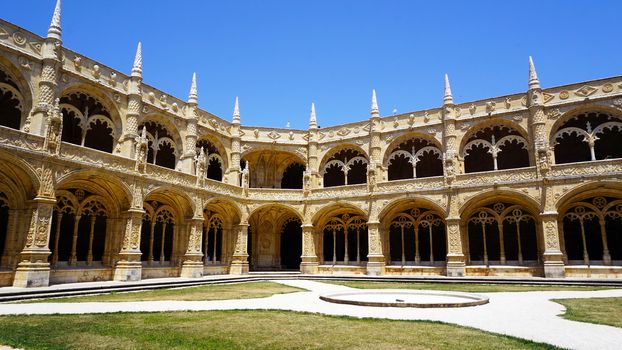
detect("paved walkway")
[1,280,622,350]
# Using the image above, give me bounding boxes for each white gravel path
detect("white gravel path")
[2,279,622,350]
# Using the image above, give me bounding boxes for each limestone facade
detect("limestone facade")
[1,2,622,287]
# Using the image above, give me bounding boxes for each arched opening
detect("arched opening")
[463,125,529,173]
[552,111,622,164]
[140,202,175,265]
[466,202,538,266]
[247,206,302,270]
[562,196,622,265]
[139,121,177,169]
[387,207,445,265]
[0,193,8,265]
[280,217,302,269]
[60,92,115,153]
[49,190,109,267]
[0,69,23,130]
[387,138,443,180]
[281,162,305,189]
[202,214,223,264]
[196,139,223,182]
[321,213,368,265]
[241,150,304,188]
[322,149,368,187]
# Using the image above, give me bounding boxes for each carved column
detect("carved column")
[13,198,56,287]
[445,218,466,277]
[26,35,61,136]
[366,221,385,275]
[300,224,318,274]
[442,100,459,182]
[368,108,382,190]
[181,218,204,278]
[180,103,198,174]
[113,209,144,281]
[540,212,565,278]
[121,74,142,158]
[230,223,249,274]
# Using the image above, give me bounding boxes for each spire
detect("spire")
[443,74,454,105]
[370,89,379,116]
[309,102,317,129]
[232,96,240,124]
[131,42,142,78]
[188,72,198,104]
[47,0,62,41]
[528,56,540,90]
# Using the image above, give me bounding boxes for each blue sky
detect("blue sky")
[3,1,621,129]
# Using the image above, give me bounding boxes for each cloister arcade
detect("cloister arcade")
[2,13,622,287]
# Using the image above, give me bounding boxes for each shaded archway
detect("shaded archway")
[241,150,305,189]
[385,137,443,180]
[60,92,116,153]
[203,198,242,269]
[462,124,529,173]
[196,139,224,182]
[321,148,368,187]
[281,162,305,189]
[0,68,24,130]
[280,217,302,269]
[552,111,622,164]
[139,120,179,169]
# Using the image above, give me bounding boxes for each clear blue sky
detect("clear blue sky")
[3,1,621,129]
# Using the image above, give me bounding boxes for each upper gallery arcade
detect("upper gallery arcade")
[1,0,622,287]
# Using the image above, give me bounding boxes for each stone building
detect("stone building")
[1,1,621,287]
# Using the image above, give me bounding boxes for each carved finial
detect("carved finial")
[141,125,147,139]
[131,42,142,78]
[443,74,454,105]
[232,96,240,124]
[528,56,540,90]
[370,89,379,116]
[47,0,62,41]
[188,72,198,104]
[309,102,317,129]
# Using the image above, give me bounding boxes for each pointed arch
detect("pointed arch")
[320,146,368,187]
[138,116,183,169]
[384,133,444,180]
[0,57,33,130]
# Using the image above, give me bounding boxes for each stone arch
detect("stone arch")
[382,132,443,166]
[459,119,530,173]
[313,202,368,266]
[60,83,124,153]
[196,132,229,170]
[241,149,305,189]
[460,189,541,217]
[0,56,33,131]
[319,144,369,187]
[55,170,132,216]
[379,197,448,227]
[312,202,368,228]
[0,150,40,204]
[556,181,622,214]
[196,134,228,182]
[143,186,195,221]
[249,203,303,222]
[549,106,622,164]
[384,133,444,180]
[138,115,183,169]
[203,197,242,226]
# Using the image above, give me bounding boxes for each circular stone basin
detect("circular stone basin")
[320,289,489,308]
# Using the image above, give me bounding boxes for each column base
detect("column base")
[366,258,385,276]
[544,261,565,278]
[230,261,249,275]
[446,253,466,277]
[180,260,204,278]
[113,260,142,282]
[300,261,318,274]
[13,261,50,288]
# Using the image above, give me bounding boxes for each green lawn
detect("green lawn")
[321,280,612,293]
[23,281,303,303]
[0,310,559,350]
[555,297,622,329]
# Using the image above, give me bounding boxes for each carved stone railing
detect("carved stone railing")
[247,188,304,201]
[376,176,445,194]
[203,178,244,197]
[549,159,622,178]
[0,126,44,152]
[310,184,368,199]
[60,142,135,171]
[454,167,538,187]
[145,163,196,187]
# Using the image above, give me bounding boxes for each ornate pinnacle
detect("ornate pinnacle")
[370,89,379,116]
[232,96,240,124]
[131,42,142,78]
[140,125,147,139]
[528,56,540,90]
[188,72,198,104]
[443,74,454,105]
[309,102,317,129]
[47,0,62,41]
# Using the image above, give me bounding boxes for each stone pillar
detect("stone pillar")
[230,223,249,274]
[181,218,204,278]
[113,209,144,281]
[13,198,55,287]
[445,218,466,277]
[121,78,142,158]
[179,105,198,175]
[300,224,318,274]
[540,212,565,278]
[366,221,385,275]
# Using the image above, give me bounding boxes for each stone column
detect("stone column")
[113,209,144,281]
[230,223,249,274]
[181,218,204,278]
[445,218,466,277]
[13,198,55,287]
[540,212,565,278]
[300,224,318,274]
[366,221,385,275]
